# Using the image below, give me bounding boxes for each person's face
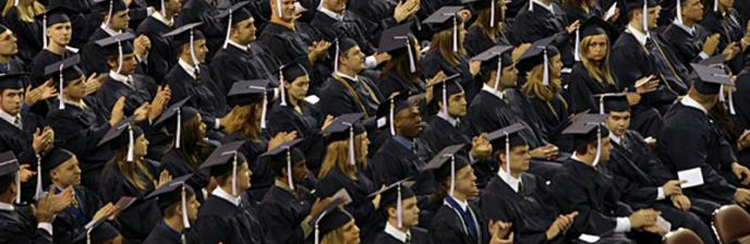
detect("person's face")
[399,196,420,228]
[195,114,207,140]
[273,0,297,21]
[396,107,423,138]
[186,195,200,221]
[287,75,310,101]
[167,0,182,16]
[238,162,252,191]
[191,39,208,63]
[51,156,82,188]
[356,132,369,160]
[0,30,18,56]
[647,6,660,29]
[550,54,563,79]
[109,10,130,31]
[500,145,531,174]
[134,134,148,157]
[605,110,630,137]
[331,0,348,12]
[412,38,421,62]
[233,17,257,44]
[454,165,478,197]
[114,53,138,75]
[682,0,704,21]
[584,35,608,62]
[343,46,366,73]
[720,0,734,8]
[47,22,72,46]
[498,0,507,21]
[590,136,612,162]
[447,92,467,118]
[64,77,88,100]
[341,219,360,244]
[498,64,518,88]
[291,160,308,182]
[0,88,23,116]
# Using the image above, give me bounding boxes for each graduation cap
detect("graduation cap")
[563,113,609,166]
[517,36,558,85]
[227,79,276,129]
[262,139,304,190]
[428,73,464,116]
[0,73,27,89]
[72,215,120,244]
[486,123,527,174]
[624,0,658,36]
[321,113,365,165]
[95,0,129,27]
[423,6,464,52]
[153,97,198,149]
[472,45,514,90]
[329,36,359,74]
[146,174,196,231]
[593,93,629,114]
[145,0,168,17]
[575,17,618,62]
[464,0,501,27]
[310,198,354,244]
[95,32,135,74]
[376,93,414,136]
[216,1,252,49]
[199,141,247,196]
[163,22,204,72]
[422,144,467,196]
[39,148,75,198]
[0,151,21,204]
[44,55,84,110]
[690,63,733,95]
[370,178,415,228]
[378,23,417,73]
[98,117,143,162]
[276,56,309,106]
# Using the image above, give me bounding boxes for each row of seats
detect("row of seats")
[664,205,750,244]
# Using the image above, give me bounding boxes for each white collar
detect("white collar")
[100,24,121,37]
[384,222,411,243]
[178,59,197,79]
[0,201,13,211]
[531,0,555,14]
[335,72,358,82]
[626,24,649,46]
[609,133,622,145]
[108,70,134,87]
[0,108,20,129]
[497,169,521,193]
[228,40,248,52]
[319,7,344,21]
[571,153,585,163]
[152,11,174,27]
[482,83,505,101]
[445,195,469,211]
[673,19,695,35]
[211,187,241,207]
[680,96,708,114]
[437,112,459,127]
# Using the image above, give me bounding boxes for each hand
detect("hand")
[268,131,298,150]
[732,162,750,185]
[565,20,582,34]
[393,0,420,23]
[308,41,331,62]
[470,60,481,77]
[109,97,126,126]
[488,220,512,240]
[321,115,335,131]
[84,73,106,96]
[734,188,750,207]
[671,194,691,211]
[511,44,531,62]
[642,224,668,235]
[628,209,660,229]
[458,9,472,22]
[92,203,118,222]
[134,35,151,58]
[425,71,447,102]
[374,52,391,65]
[702,34,721,56]
[470,134,492,159]
[529,144,558,160]
[133,102,150,123]
[625,92,641,106]
[309,197,333,218]
[644,136,657,148]
[32,128,46,155]
[24,80,58,106]
[721,42,740,60]
[661,180,684,197]
[635,76,659,94]
[154,170,172,188]
[148,85,171,122]
[19,164,35,183]
[606,8,621,23]
[372,185,385,210]
[546,212,577,240]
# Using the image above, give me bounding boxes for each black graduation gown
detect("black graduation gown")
[99,159,162,243]
[316,168,381,244]
[209,43,274,96]
[733,72,750,165]
[52,185,115,244]
[659,23,711,71]
[429,197,491,244]
[29,49,78,87]
[143,220,201,244]
[92,74,158,115]
[3,7,42,63]
[220,132,274,198]
[528,95,570,149]
[420,51,478,102]
[267,102,326,173]
[464,25,513,58]
[164,62,226,128]
[0,204,53,243]
[257,22,325,91]
[81,27,114,75]
[47,98,115,193]
[657,102,739,206]
[480,173,561,244]
[0,111,45,203]
[466,90,544,148]
[318,75,384,118]
[0,56,28,74]
[310,10,376,55]
[160,150,211,202]
[562,5,602,25]
[258,183,315,244]
[378,72,425,99]
[511,3,573,66]
[193,191,267,244]
[568,62,619,114]
[370,137,437,199]
[700,9,747,73]
[135,15,175,83]
[374,226,432,244]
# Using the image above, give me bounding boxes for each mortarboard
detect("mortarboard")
[153,97,198,149]
[199,141,247,196]
[0,73,27,89]
[422,144,467,196]
[472,45,514,90]
[36,4,77,48]
[593,93,629,114]
[517,36,558,85]
[39,148,75,195]
[163,22,204,72]
[624,0,658,36]
[563,113,609,166]
[72,215,120,243]
[227,79,276,129]
[329,36,359,74]
[146,174,195,231]
[95,32,135,73]
[486,123,527,174]
[378,23,417,73]
[216,1,252,49]
[321,113,365,165]
[690,63,733,94]
[262,139,304,190]
[98,117,143,162]
[0,151,21,204]
[276,56,309,106]
[575,17,618,61]
[44,55,84,110]
[463,0,501,27]
[310,198,354,244]
[423,6,465,52]
[376,92,414,136]
[370,178,415,228]
[427,73,464,116]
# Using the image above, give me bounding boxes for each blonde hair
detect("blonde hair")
[105,146,155,193]
[321,227,346,244]
[224,104,262,143]
[318,134,367,180]
[522,64,568,108]
[580,35,616,85]
[470,1,503,39]
[430,26,466,66]
[4,0,45,22]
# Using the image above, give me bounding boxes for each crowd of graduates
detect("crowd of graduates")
[3,0,750,243]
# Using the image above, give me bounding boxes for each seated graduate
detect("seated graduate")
[316,113,384,243]
[481,123,578,244]
[551,114,665,243]
[29,5,80,86]
[98,118,169,242]
[421,6,483,101]
[2,0,43,63]
[135,0,182,84]
[318,37,384,118]
[347,0,419,44]
[0,151,74,244]
[377,24,431,98]
[40,148,122,244]
[45,56,125,193]
[597,93,716,244]
[0,73,52,203]
[374,179,432,244]
[512,0,581,67]
[82,0,150,76]
[143,175,202,244]
[424,146,512,244]
[464,0,514,57]
[0,24,28,74]
[221,79,297,198]
[732,70,750,166]
[194,142,268,244]
[259,140,330,244]
[310,198,362,244]
[162,22,227,133]
[658,63,750,210]
[700,0,748,73]
[267,59,330,174]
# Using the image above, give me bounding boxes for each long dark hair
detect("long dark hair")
[381,37,421,86]
[171,116,213,170]
[103,145,155,194]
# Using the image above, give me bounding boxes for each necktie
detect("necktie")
[405,233,412,244]
[517,181,524,195]
[13,117,21,130]
[645,37,655,51]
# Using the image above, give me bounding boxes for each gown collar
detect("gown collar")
[211,187,241,207]
[384,221,411,243]
[0,201,13,211]
[497,169,521,193]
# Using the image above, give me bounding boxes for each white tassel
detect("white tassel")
[592,126,602,167]
[542,49,549,86]
[277,0,283,18]
[729,88,736,115]
[643,0,649,37]
[34,157,42,201]
[42,15,47,48]
[449,155,456,196]
[116,41,123,74]
[58,64,65,110]
[105,0,114,28]
[442,80,448,116]
[452,17,458,52]
[126,125,134,162]
[397,183,403,228]
[574,27,580,62]
[528,0,533,11]
[719,85,726,102]
[286,150,294,191]
[406,40,416,73]
[86,227,93,244]
[160,0,166,19]
[15,170,20,204]
[490,0,496,27]
[676,0,683,25]
[714,0,719,12]
[222,9,233,49]
[232,153,238,196]
[280,71,287,106]
[189,29,200,73]
[175,109,182,149]
[334,39,340,74]
[389,99,395,136]
[348,125,355,166]
[261,92,267,129]
[13,0,17,7]
[599,95,605,114]
[314,225,320,244]
[504,132,510,173]
[181,185,190,228]
[494,57,502,91]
